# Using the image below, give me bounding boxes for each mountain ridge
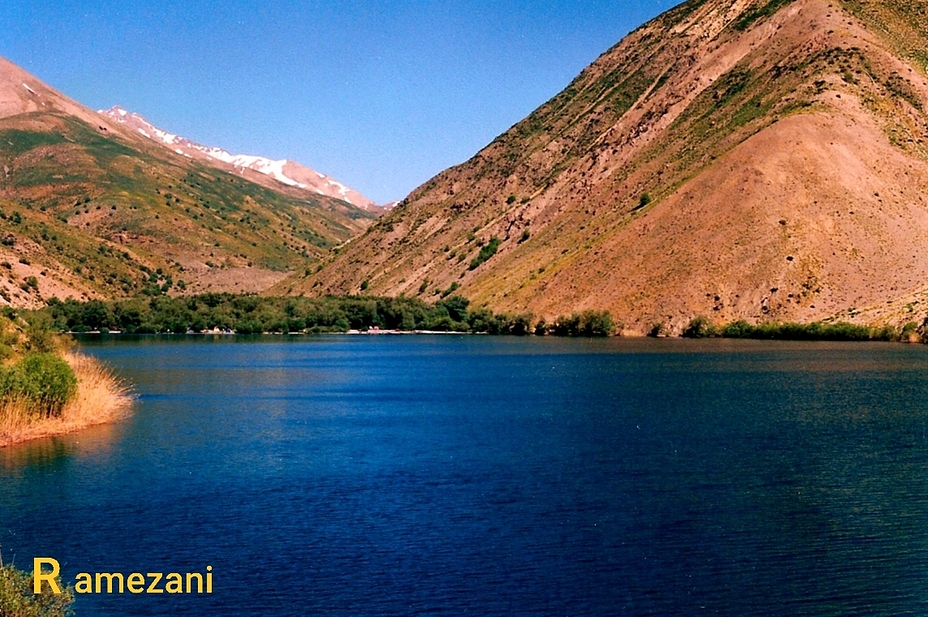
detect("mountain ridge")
[100,106,384,212]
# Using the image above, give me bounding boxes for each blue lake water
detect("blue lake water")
[3,336,928,616]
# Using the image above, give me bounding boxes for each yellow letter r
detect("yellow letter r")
[33,558,62,594]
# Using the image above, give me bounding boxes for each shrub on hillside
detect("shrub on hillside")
[647,322,666,337]
[468,237,501,270]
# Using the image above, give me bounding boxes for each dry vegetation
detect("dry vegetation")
[0,314,132,448]
[0,351,132,448]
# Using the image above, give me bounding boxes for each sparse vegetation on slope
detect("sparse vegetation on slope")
[0,109,375,306]
[295,0,928,335]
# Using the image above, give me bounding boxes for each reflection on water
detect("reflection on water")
[0,420,125,474]
[2,336,928,616]
[0,438,74,474]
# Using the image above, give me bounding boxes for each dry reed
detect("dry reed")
[0,351,133,448]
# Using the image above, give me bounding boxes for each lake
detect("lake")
[3,336,928,616]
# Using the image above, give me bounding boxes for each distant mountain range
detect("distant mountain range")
[0,55,375,307]
[294,0,928,333]
[100,106,383,212]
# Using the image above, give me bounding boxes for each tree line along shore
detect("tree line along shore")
[34,294,618,337]
[25,293,926,343]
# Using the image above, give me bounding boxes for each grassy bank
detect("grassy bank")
[0,313,132,449]
[0,351,132,448]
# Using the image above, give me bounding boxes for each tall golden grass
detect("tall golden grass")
[0,351,133,448]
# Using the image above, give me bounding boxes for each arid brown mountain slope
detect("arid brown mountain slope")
[0,56,375,307]
[290,0,928,333]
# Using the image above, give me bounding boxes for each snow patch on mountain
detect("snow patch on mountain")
[233,156,304,189]
[99,106,382,210]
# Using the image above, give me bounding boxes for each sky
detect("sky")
[0,1,673,204]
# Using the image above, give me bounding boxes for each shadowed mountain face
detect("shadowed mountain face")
[292,0,928,333]
[0,56,375,307]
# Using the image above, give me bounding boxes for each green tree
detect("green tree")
[578,310,617,337]
[683,316,716,338]
[439,295,470,323]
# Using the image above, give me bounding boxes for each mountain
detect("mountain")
[99,106,382,212]
[0,55,375,308]
[290,0,928,333]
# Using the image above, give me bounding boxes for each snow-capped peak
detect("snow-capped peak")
[101,106,179,146]
[97,106,381,210]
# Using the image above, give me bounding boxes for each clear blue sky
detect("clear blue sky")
[0,1,673,204]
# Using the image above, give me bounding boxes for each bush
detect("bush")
[469,237,501,270]
[553,313,581,336]
[870,324,898,342]
[721,320,754,338]
[0,562,74,617]
[579,310,617,337]
[2,353,78,417]
[552,310,617,337]
[749,321,872,341]
[682,316,716,338]
[512,313,534,336]
[24,315,60,353]
[439,282,459,298]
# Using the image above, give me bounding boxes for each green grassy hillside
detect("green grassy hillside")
[0,111,375,305]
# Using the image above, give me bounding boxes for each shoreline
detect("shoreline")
[0,351,133,448]
[64,328,924,344]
